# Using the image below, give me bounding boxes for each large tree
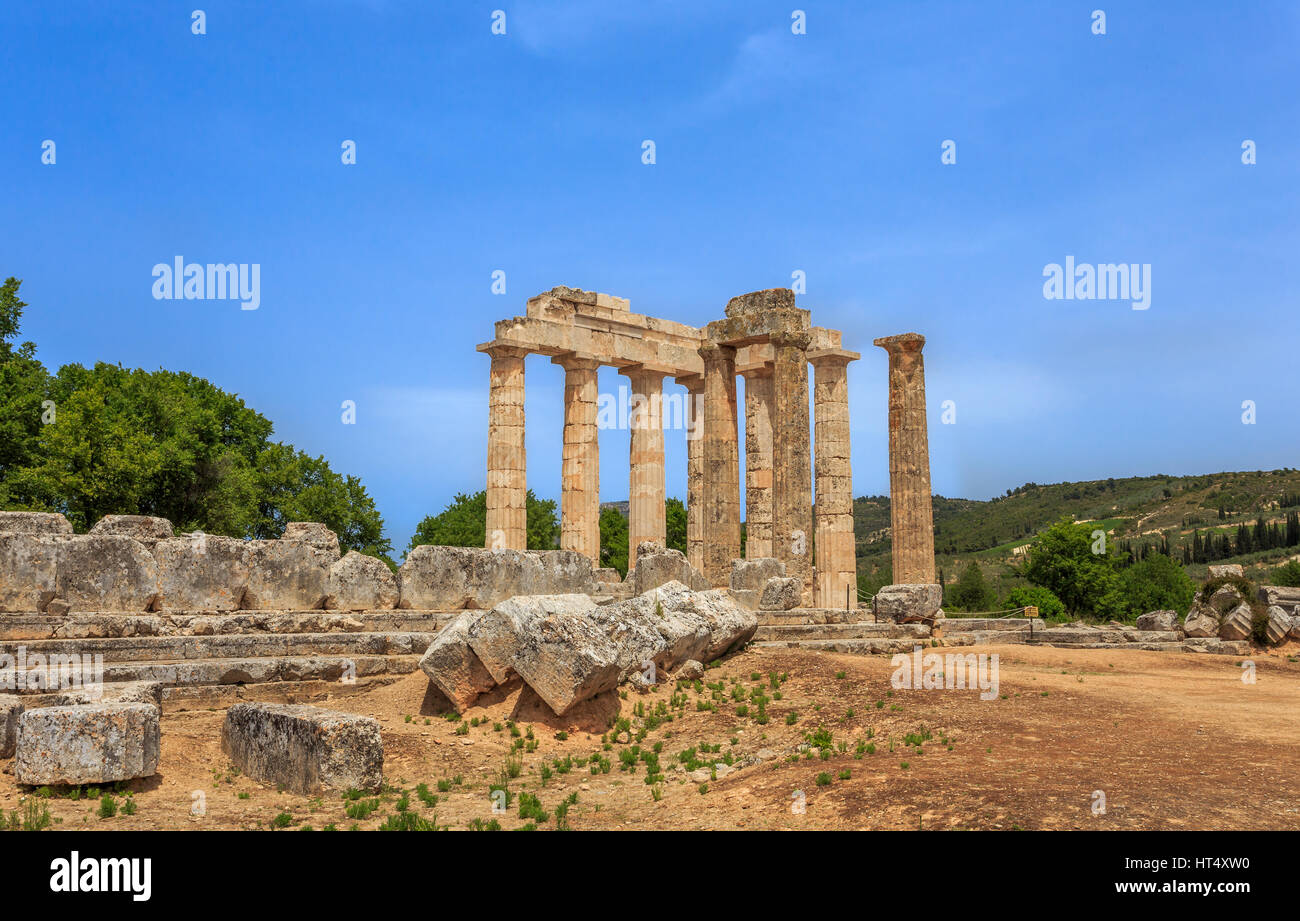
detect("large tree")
[407,489,558,554]
[1022,517,1123,619]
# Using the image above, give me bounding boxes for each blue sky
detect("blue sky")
[4,1,1298,550]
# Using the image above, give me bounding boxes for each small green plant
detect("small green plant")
[269,812,294,829]
[97,794,118,819]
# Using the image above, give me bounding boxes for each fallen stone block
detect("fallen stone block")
[282,522,342,559]
[89,515,174,548]
[1136,610,1181,633]
[1265,606,1292,646]
[507,609,623,716]
[0,534,60,613]
[1208,564,1245,579]
[0,694,22,758]
[154,535,250,611]
[55,535,158,613]
[398,546,593,610]
[221,702,383,794]
[759,577,801,611]
[241,541,331,610]
[1183,601,1220,638]
[632,541,711,594]
[730,558,785,593]
[0,511,73,536]
[1208,584,1245,615]
[418,612,497,711]
[873,583,943,623]
[326,551,398,610]
[36,680,164,709]
[468,593,596,683]
[15,703,160,785]
[1218,602,1254,641]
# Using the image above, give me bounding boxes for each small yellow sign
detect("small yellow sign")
[1024,606,1040,619]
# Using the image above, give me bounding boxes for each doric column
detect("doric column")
[485,345,528,550]
[874,333,935,584]
[620,366,667,561]
[698,342,741,586]
[811,352,858,607]
[553,354,601,562]
[677,374,706,574]
[771,332,814,603]
[740,366,774,559]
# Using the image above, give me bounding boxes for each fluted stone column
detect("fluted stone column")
[874,333,935,584]
[554,354,601,561]
[678,375,706,574]
[698,342,741,586]
[771,333,814,602]
[811,353,858,608]
[485,345,528,550]
[741,366,774,560]
[621,366,667,561]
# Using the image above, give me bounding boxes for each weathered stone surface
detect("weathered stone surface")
[873,583,943,622]
[506,606,623,715]
[241,541,331,610]
[632,542,710,595]
[1218,602,1254,641]
[419,612,497,711]
[398,546,592,611]
[282,522,342,559]
[221,702,382,795]
[0,535,60,613]
[55,536,158,613]
[15,703,160,785]
[875,334,935,585]
[632,582,713,669]
[37,680,164,709]
[0,695,22,758]
[467,593,596,684]
[1183,602,1220,638]
[1265,605,1292,646]
[730,557,785,593]
[759,577,802,611]
[695,588,760,659]
[1136,610,1181,633]
[592,568,622,584]
[154,536,250,611]
[326,551,398,610]
[1208,584,1245,615]
[1208,564,1244,579]
[88,515,173,547]
[0,511,73,536]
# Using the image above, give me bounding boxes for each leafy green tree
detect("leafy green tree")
[947,561,996,612]
[408,489,556,555]
[1116,552,1195,618]
[1001,585,1065,619]
[0,279,391,560]
[599,508,629,577]
[665,497,687,555]
[1269,559,1300,588]
[1022,517,1123,619]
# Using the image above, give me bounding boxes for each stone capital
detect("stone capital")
[551,352,601,372]
[481,342,531,362]
[807,348,859,368]
[873,332,926,354]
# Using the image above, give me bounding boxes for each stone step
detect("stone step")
[937,617,1040,632]
[5,653,422,694]
[754,609,862,626]
[0,610,454,641]
[0,631,435,664]
[753,622,929,641]
[753,638,931,656]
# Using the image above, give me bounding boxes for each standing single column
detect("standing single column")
[554,354,601,562]
[811,353,858,607]
[485,345,528,550]
[874,333,935,584]
[698,342,741,586]
[621,366,667,561]
[678,375,706,574]
[771,332,814,603]
[741,366,774,559]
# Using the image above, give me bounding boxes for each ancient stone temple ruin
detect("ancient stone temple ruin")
[478,286,935,610]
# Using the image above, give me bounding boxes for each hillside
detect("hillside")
[854,468,1300,594]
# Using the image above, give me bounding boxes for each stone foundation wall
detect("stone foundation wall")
[0,512,595,614]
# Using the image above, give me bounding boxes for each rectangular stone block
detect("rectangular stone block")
[242,541,331,610]
[873,583,943,622]
[418,612,497,711]
[15,703,160,785]
[54,535,159,613]
[220,702,383,794]
[0,694,22,758]
[0,535,59,613]
[398,546,593,611]
[154,536,250,611]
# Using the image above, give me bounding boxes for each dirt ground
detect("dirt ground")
[4,642,1299,831]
